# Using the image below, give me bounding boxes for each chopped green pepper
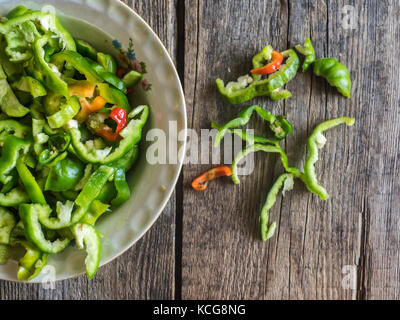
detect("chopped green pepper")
[19,204,70,254]
[12,76,47,98]
[0,135,31,184]
[304,117,355,200]
[213,105,293,146]
[216,49,300,104]
[313,58,352,98]
[295,38,316,72]
[69,105,148,164]
[0,207,17,244]
[97,52,117,74]
[75,39,97,61]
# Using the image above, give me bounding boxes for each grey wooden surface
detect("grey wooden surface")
[1,0,400,300]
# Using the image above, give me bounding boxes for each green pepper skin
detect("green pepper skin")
[75,39,98,61]
[251,45,273,81]
[0,207,17,244]
[71,223,101,280]
[16,158,47,205]
[295,38,316,72]
[45,156,85,192]
[231,144,282,185]
[0,135,31,184]
[0,120,31,145]
[34,35,70,97]
[122,70,143,89]
[97,52,117,74]
[0,11,76,52]
[0,67,30,117]
[6,6,31,19]
[69,105,148,164]
[214,105,293,146]
[97,83,130,111]
[12,76,47,98]
[0,187,30,207]
[19,204,70,254]
[86,58,126,92]
[51,50,103,84]
[313,58,352,98]
[260,174,295,241]
[304,117,355,200]
[216,49,300,104]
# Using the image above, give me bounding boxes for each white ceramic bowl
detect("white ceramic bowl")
[0,0,186,282]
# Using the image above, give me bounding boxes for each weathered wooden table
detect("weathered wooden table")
[1,0,399,300]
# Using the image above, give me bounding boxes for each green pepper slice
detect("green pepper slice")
[0,135,31,184]
[0,120,31,145]
[314,58,352,98]
[97,52,117,74]
[75,39,97,61]
[0,207,17,245]
[69,105,148,164]
[295,38,316,72]
[71,223,101,279]
[16,158,46,205]
[216,49,300,104]
[45,156,84,192]
[97,83,130,111]
[19,204,70,254]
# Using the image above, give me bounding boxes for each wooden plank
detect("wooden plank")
[356,0,400,300]
[182,0,367,300]
[0,0,178,300]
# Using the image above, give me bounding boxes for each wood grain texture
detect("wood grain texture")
[0,0,178,300]
[182,0,399,300]
[1,0,399,300]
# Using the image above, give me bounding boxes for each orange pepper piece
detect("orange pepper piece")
[250,50,284,75]
[191,165,233,191]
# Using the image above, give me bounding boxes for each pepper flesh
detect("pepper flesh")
[251,51,284,75]
[192,165,232,191]
[216,49,300,104]
[295,38,316,72]
[214,105,293,146]
[304,117,355,200]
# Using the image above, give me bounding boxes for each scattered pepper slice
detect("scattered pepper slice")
[192,165,232,191]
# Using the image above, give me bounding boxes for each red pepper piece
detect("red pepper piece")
[110,107,127,134]
[94,107,127,142]
[250,50,284,75]
[191,165,233,191]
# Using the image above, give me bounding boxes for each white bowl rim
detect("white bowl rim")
[0,0,187,283]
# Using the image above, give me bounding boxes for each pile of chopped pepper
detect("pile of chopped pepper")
[0,6,149,281]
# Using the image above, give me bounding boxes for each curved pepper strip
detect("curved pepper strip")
[46,96,81,129]
[19,204,70,254]
[214,105,293,146]
[260,173,295,241]
[0,187,30,207]
[251,45,273,81]
[4,20,41,62]
[304,117,355,200]
[69,105,148,164]
[0,207,17,244]
[86,58,126,92]
[14,240,48,281]
[82,200,110,225]
[12,76,47,98]
[0,135,31,184]
[97,83,130,111]
[38,132,71,165]
[212,122,279,146]
[33,35,70,97]
[51,51,103,85]
[231,144,282,185]
[313,58,352,98]
[16,158,46,205]
[216,49,300,104]
[295,38,316,72]
[0,68,30,117]
[71,223,101,279]
[0,120,31,145]
[97,53,117,74]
